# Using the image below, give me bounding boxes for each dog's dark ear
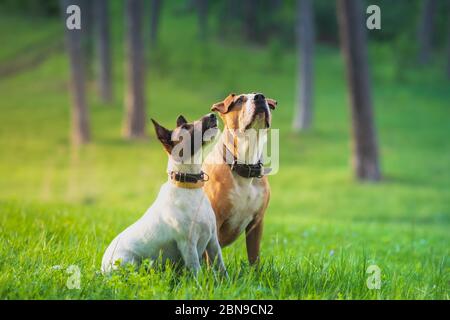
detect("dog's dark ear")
[266,98,277,110]
[211,93,236,114]
[151,118,173,152]
[176,115,188,127]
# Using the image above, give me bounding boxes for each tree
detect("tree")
[61,0,90,145]
[447,11,450,79]
[243,0,258,41]
[196,0,208,40]
[217,0,240,41]
[336,0,381,181]
[293,0,315,131]
[124,0,147,139]
[271,0,282,10]
[95,0,112,103]
[417,0,437,64]
[150,0,163,48]
[80,0,94,78]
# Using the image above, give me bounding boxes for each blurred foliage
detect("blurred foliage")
[1,0,448,52]
[209,0,450,51]
[0,0,60,16]
[314,0,338,44]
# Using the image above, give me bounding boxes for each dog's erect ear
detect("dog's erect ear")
[211,93,236,114]
[266,98,277,110]
[151,118,173,152]
[176,115,188,127]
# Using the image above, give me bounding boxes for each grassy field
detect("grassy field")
[0,5,449,299]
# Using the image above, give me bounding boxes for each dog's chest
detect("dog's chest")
[136,184,215,249]
[226,181,265,233]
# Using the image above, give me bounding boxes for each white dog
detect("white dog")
[101,114,226,276]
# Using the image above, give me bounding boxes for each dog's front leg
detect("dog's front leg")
[206,234,228,277]
[245,217,264,265]
[177,240,201,275]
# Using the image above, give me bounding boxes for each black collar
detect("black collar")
[168,171,208,183]
[222,145,270,179]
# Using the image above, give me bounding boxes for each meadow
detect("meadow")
[0,5,448,299]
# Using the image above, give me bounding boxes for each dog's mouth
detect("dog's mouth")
[247,100,270,130]
[202,116,219,142]
[205,118,218,131]
[245,109,270,130]
[202,113,218,128]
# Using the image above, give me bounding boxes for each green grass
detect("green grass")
[0,4,449,299]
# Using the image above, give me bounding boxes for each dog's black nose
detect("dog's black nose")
[209,113,216,120]
[254,94,265,101]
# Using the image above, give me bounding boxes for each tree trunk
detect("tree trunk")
[336,0,381,182]
[447,11,450,79]
[293,0,314,131]
[196,0,208,40]
[61,0,90,145]
[150,0,163,48]
[95,0,112,103]
[243,0,257,41]
[124,0,147,139]
[80,0,94,78]
[218,0,240,40]
[271,0,282,10]
[418,0,437,65]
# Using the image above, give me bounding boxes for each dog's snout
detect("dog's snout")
[254,94,265,102]
[254,93,267,115]
[204,113,217,129]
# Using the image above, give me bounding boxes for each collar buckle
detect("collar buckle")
[255,161,264,178]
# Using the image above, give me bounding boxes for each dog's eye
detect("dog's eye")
[236,96,244,104]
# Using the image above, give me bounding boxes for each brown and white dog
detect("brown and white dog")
[203,93,277,264]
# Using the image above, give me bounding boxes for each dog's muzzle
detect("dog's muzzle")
[254,94,268,114]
